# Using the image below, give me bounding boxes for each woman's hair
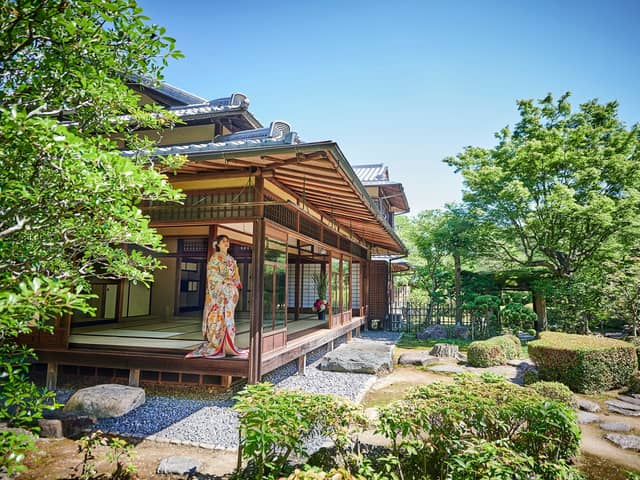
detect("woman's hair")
[213,234,229,252]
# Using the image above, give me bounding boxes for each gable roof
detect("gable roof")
[353,163,410,214]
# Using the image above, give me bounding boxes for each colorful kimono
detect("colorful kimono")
[185,252,246,358]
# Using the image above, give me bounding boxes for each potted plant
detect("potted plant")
[312,271,328,320]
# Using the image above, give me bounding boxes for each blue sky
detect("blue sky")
[138,0,639,215]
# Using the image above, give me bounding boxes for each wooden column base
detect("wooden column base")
[297,354,307,376]
[46,363,58,391]
[220,375,233,388]
[128,368,140,387]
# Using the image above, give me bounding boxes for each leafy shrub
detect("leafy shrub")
[467,335,520,367]
[286,466,362,479]
[527,381,577,407]
[445,438,584,480]
[233,383,365,480]
[377,375,581,480]
[528,332,638,393]
[522,370,539,386]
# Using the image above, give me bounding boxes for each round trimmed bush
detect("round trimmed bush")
[467,335,521,367]
[527,381,577,407]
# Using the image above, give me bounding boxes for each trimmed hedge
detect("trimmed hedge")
[528,332,638,394]
[527,381,577,408]
[467,335,521,367]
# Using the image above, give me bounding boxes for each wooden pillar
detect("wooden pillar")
[294,257,301,321]
[328,339,334,351]
[346,330,353,342]
[297,354,307,376]
[220,375,233,388]
[128,368,140,387]
[46,362,58,391]
[248,176,265,384]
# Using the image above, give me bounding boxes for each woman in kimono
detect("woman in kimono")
[186,235,247,358]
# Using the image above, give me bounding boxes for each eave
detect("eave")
[158,141,407,255]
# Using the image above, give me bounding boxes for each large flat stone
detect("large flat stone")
[64,384,145,419]
[605,433,640,451]
[607,399,640,412]
[319,341,393,374]
[577,398,600,413]
[618,395,640,406]
[427,364,466,374]
[397,351,439,366]
[600,421,632,432]
[608,405,640,417]
[157,456,201,475]
[577,411,601,424]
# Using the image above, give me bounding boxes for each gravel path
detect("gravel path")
[57,330,401,449]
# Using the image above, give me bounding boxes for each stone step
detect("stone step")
[606,399,640,412]
[608,405,640,417]
[617,395,640,406]
[600,421,632,432]
[604,433,640,451]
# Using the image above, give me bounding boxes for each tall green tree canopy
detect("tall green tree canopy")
[0,1,183,473]
[446,93,640,278]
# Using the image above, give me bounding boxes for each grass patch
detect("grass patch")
[397,332,472,352]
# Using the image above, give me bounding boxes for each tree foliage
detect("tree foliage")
[446,93,640,279]
[0,0,183,473]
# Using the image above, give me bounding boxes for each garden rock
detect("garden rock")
[606,399,640,412]
[604,433,640,451]
[427,364,465,374]
[600,421,632,432]
[416,324,448,340]
[451,325,470,339]
[577,411,601,424]
[319,341,393,374]
[157,456,201,475]
[577,398,601,413]
[41,409,96,438]
[430,343,459,358]
[64,384,145,418]
[617,395,640,406]
[397,351,439,366]
[607,405,640,417]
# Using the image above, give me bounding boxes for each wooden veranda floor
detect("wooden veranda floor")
[69,313,326,353]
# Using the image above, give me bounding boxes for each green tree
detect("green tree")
[446,93,640,328]
[0,1,183,474]
[410,210,453,320]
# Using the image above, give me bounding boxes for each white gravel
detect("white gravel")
[57,330,401,449]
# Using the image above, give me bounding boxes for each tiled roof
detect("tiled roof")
[123,121,299,157]
[130,77,208,105]
[168,93,250,119]
[352,164,389,183]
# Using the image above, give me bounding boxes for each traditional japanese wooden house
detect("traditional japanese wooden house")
[27,81,408,388]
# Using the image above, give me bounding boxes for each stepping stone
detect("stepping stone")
[578,399,601,413]
[427,364,466,374]
[601,422,632,432]
[604,433,640,451]
[618,395,640,406]
[157,456,201,475]
[577,411,601,424]
[319,341,393,374]
[397,351,439,366]
[607,399,640,412]
[64,384,145,419]
[608,405,640,417]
